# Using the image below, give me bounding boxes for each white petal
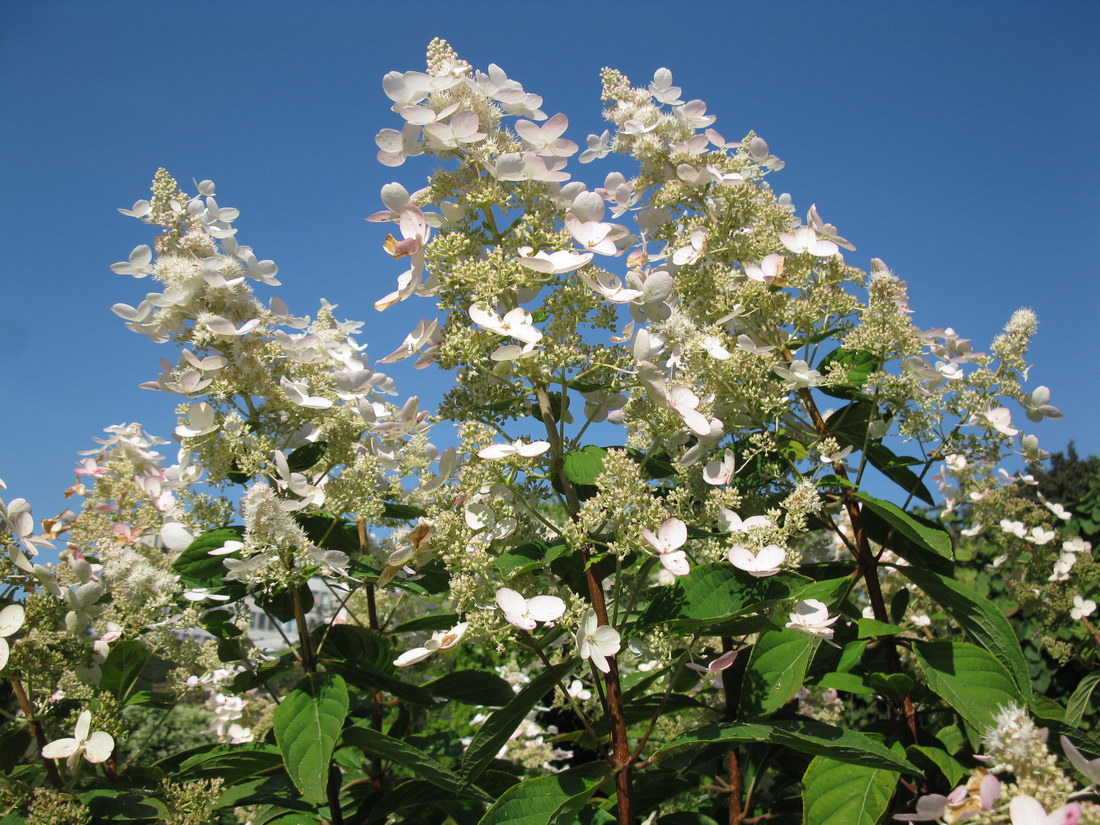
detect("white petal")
[83,731,115,763]
[0,604,25,636]
[42,737,79,759]
[74,710,92,741]
[495,588,527,616]
[394,646,435,667]
[160,523,194,552]
[526,596,566,623]
[478,444,517,460]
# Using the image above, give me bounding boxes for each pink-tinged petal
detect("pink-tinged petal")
[641,528,660,550]
[708,650,738,671]
[83,731,114,763]
[728,546,755,569]
[755,545,786,570]
[661,551,690,577]
[658,518,687,551]
[979,773,1001,809]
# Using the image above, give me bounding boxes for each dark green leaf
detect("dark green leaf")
[802,755,898,825]
[274,672,349,804]
[426,671,516,707]
[83,789,168,820]
[854,492,953,574]
[906,745,968,786]
[639,563,807,633]
[285,441,328,472]
[461,661,576,783]
[476,770,601,825]
[0,723,31,772]
[255,584,313,624]
[178,744,285,783]
[382,500,428,520]
[391,613,460,634]
[171,527,246,592]
[655,719,918,773]
[315,624,389,670]
[342,724,489,803]
[863,443,935,505]
[899,566,1031,698]
[818,348,878,400]
[99,640,148,700]
[296,514,361,554]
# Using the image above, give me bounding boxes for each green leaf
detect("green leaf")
[285,441,328,472]
[296,514,361,554]
[83,789,168,821]
[365,779,463,823]
[802,755,898,825]
[315,624,389,669]
[563,446,607,486]
[171,527,246,591]
[178,744,284,783]
[342,724,489,803]
[913,641,1022,732]
[817,672,874,695]
[824,401,875,444]
[0,723,31,772]
[655,719,918,773]
[640,563,807,633]
[99,640,148,700]
[124,690,175,708]
[324,658,433,705]
[381,500,428,520]
[273,672,349,804]
[856,618,905,638]
[863,443,935,506]
[739,627,818,719]
[461,661,575,783]
[899,566,1031,699]
[1066,671,1100,727]
[906,745,968,786]
[836,640,868,673]
[854,492,953,574]
[391,613,460,634]
[818,348,878,400]
[255,584,313,623]
[426,670,516,707]
[476,771,601,825]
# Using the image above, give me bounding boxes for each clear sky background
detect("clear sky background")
[1,1,1097,525]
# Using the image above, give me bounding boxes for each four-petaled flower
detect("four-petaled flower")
[729,545,786,578]
[641,517,691,577]
[41,710,115,769]
[469,305,543,344]
[576,609,620,674]
[495,588,566,631]
[785,599,839,639]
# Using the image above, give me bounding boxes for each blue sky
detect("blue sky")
[1,1,1097,524]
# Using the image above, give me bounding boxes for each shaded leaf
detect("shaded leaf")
[99,640,148,701]
[461,661,576,783]
[426,670,516,707]
[655,719,918,773]
[476,770,601,825]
